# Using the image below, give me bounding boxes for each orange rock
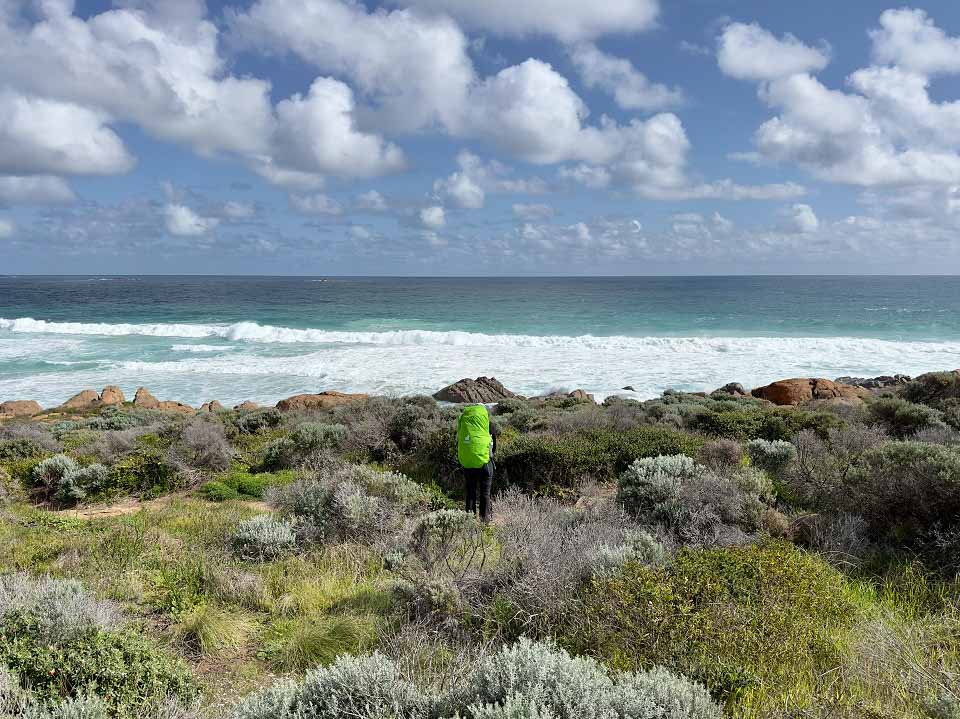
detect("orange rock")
[200,400,224,412]
[158,400,195,414]
[234,401,260,411]
[276,391,368,412]
[99,385,126,406]
[61,389,100,410]
[0,400,42,417]
[133,387,160,409]
[751,378,870,406]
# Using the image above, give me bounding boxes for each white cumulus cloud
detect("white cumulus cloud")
[718,22,830,81]
[0,218,13,238]
[0,176,75,205]
[290,193,343,215]
[419,205,446,229]
[784,203,819,233]
[390,0,659,42]
[164,203,220,236]
[870,8,960,76]
[570,42,683,111]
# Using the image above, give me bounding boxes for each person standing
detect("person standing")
[457,404,498,522]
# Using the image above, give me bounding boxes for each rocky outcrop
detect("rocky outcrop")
[835,374,911,391]
[751,378,870,406]
[234,401,260,411]
[536,388,595,403]
[200,400,224,413]
[0,400,42,417]
[433,377,517,404]
[133,387,160,409]
[158,400,195,414]
[275,391,368,412]
[61,389,100,410]
[99,385,125,406]
[621,385,636,392]
[714,382,748,397]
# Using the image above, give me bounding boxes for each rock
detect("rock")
[200,400,224,413]
[133,387,160,409]
[275,391,368,412]
[567,389,595,402]
[0,400,42,417]
[99,385,125,406]
[835,374,911,391]
[714,382,748,397]
[433,377,517,404]
[234,401,260,411]
[61,389,100,410]
[158,400,195,414]
[761,508,791,538]
[621,385,636,392]
[751,378,870,406]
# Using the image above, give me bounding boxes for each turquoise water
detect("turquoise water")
[1,276,959,406]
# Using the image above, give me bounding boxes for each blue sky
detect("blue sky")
[2,0,960,274]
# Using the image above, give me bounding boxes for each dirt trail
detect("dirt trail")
[54,494,269,520]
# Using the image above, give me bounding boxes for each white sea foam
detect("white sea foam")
[2,316,959,407]
[170,344,235,353]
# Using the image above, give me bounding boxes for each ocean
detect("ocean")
[1,276,959,407]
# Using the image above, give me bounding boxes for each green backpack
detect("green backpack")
[457,404,492,469]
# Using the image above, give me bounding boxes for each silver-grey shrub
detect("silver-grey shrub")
[617,456,762,545]
[228,639,721,719]
[461,638,721,719]
[0,574,119,641]
[231,515,296,561]
[747,439,796,475]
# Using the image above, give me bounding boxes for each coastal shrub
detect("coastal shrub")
[0,438,45,462]
[479,490,652,634]
[0,612,195,718]
[687,406,841,441]
[617,456,762,545]
[746,438,796,475]
[262,423,347,470]
[0,574,119,641]
[867,397,945,438]
[268,473,388,543]
[463,638,720,719]
[53,464,109,505]
[233,408,282,434]
[845,441,960,541]
[408,509,487,582]
[696,439,742,472]
[228,639,721,719]
[30,454,77,500]
[231,515,296,561]
[0,423,61,453]
[569,542,856,702]
[350,466,431,510]
[903,371,960,408]
[171,420,233,471]
[497,428,702,491]
[199,480,240,502]
[107,447,178,498]
[783,426,888,508]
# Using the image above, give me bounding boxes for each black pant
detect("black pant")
[464,461,493,521]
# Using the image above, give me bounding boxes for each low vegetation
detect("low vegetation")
[1,380,959,717]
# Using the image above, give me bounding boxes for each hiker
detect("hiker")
[457,404,498,522]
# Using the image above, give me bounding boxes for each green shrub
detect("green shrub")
[233,409,282,434]
[0,613,195,718]
[498,428,702,491]
[199,480,241,502]
[107,448,177,498]
[261,423,347,470]
[688,407,841,441]
[231,515,296,561]
[903,371,960,408]
[569,542,856,702]
[265,616,370,673]
[0,574,119,641]
[845,441,960,541]
[173,603,252,655]
[0,438,45,462]
[867,397,945,438]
